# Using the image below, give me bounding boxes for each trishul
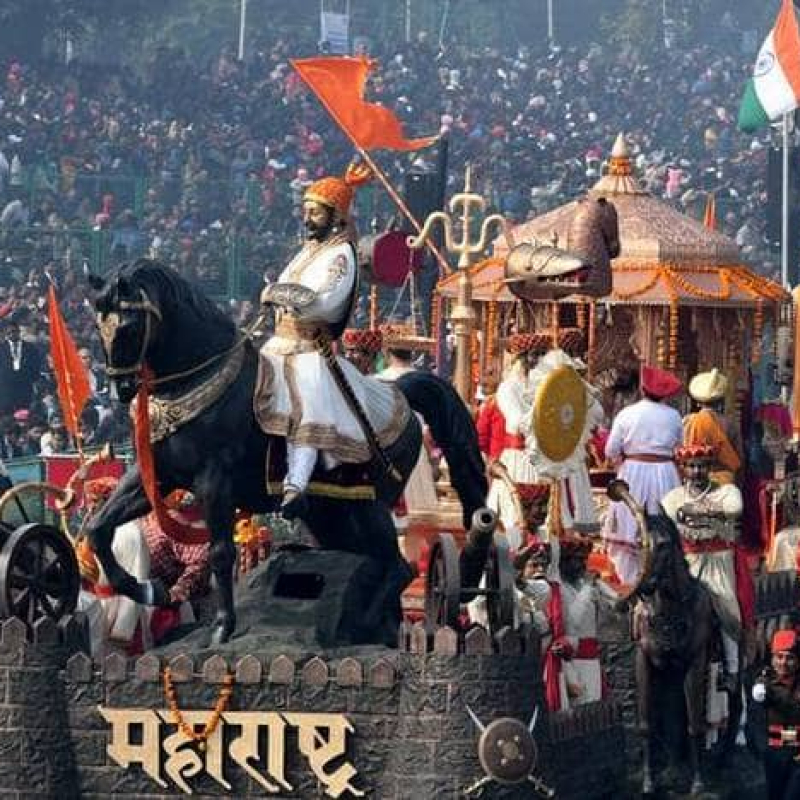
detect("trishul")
[407,166,506,402]
[407,165,505,271]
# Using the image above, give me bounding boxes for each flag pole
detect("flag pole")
[783,112,791,288]
[354,145,452,276]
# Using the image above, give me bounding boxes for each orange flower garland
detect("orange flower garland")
[752,300,764,364]
[163,666,235,751]
[485,300,498,372]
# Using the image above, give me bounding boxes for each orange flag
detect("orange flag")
[703,192,717,230]
[48,285,91,440]
[291,56,437,151]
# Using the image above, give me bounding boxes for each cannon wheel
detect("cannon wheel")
[0,482,69,530]
[0,523,80,625]
[425,532,461,632]
[485,537,516,635]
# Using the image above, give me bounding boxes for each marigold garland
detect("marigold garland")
[752,300,764,364]
[485,300,498,370]
[163,666,235,751]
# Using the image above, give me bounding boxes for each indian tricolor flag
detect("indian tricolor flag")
[739,0,800,132]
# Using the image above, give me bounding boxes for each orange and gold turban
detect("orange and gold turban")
[675,443,717,463]
[304,163,372,219]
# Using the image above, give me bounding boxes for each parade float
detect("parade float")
[436,134,789,398]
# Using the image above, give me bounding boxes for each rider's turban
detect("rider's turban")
[304,163,373,219]
[674,443,717,463]
[342,328,383,354]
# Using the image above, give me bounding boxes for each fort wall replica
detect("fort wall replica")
[0,616,627,800]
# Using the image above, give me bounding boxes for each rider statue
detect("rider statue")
[661,444,752,689]
[259,164,408,515]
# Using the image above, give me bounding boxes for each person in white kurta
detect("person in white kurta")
[258,166,407,506]
[661,447,744,675]
[76,520,152,657]
[487,336,547,548]
[603,366,683,586]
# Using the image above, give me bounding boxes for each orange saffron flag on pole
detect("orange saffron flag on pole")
[47,285,91,440]
[291,56,438,151]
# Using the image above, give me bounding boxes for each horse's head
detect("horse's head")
[592,195,621,259]
[88,263,163,404]
[636,512,686,597]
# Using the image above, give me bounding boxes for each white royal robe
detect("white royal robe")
[603,398,682,586]
[259,235,407,472]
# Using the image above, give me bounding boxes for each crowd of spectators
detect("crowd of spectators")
[0,12,780,460]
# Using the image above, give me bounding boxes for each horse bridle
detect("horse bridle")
[99,288,163,379]
[100,285,254,388]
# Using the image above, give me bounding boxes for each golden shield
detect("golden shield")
[533,365,588,463]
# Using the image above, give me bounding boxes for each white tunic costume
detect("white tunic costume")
[603,399,682,585]
[661,482,744,642]
[79,521,152,657]
[259,233,408,489]
[661,481,744,739]
[486,363,538,545]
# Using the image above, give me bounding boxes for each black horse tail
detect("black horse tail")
[395,371,488,529]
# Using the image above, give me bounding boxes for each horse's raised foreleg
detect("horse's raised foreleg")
[635,646,655,795]
[85,466,169,606]
[684,651,707,796]
[195,466,236,645]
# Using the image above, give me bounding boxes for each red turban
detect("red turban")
[641,365,682,400]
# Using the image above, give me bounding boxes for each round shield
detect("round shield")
[533,365,588,463]
[477,717,537,785]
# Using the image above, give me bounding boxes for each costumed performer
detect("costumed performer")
[75,476,152,656]
[661,445,753,684]
[683,368,741,485]
[603,365,683,586]
[752,629,800,800]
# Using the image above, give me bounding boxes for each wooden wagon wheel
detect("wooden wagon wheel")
[0,523,80,625]
[0,482,70,532]
[424,532,461,632]
[484,537,517,635]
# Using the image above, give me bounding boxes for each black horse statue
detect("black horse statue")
[85,259,487,645]
[609,481,739,796]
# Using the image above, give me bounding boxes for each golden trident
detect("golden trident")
[408,165,506,402]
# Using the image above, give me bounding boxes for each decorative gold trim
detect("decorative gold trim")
[133,346,246,443]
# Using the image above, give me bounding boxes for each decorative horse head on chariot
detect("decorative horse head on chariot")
[504,194,619,301]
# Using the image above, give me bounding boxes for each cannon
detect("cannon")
[0,480,80,626]
[424,507,516,635]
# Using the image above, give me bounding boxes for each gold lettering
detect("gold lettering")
[158,710,230,794]
[224,711,292,794]
[100,708,366,797]
[283,712,365,799]
[98,706,166,788]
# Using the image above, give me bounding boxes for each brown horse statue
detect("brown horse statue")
[505,194,619,301]
[609,480,722,797]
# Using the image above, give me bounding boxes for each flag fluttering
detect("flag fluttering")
[739,0,800,132]
[291,56,437,151]
[48,285,91,440]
